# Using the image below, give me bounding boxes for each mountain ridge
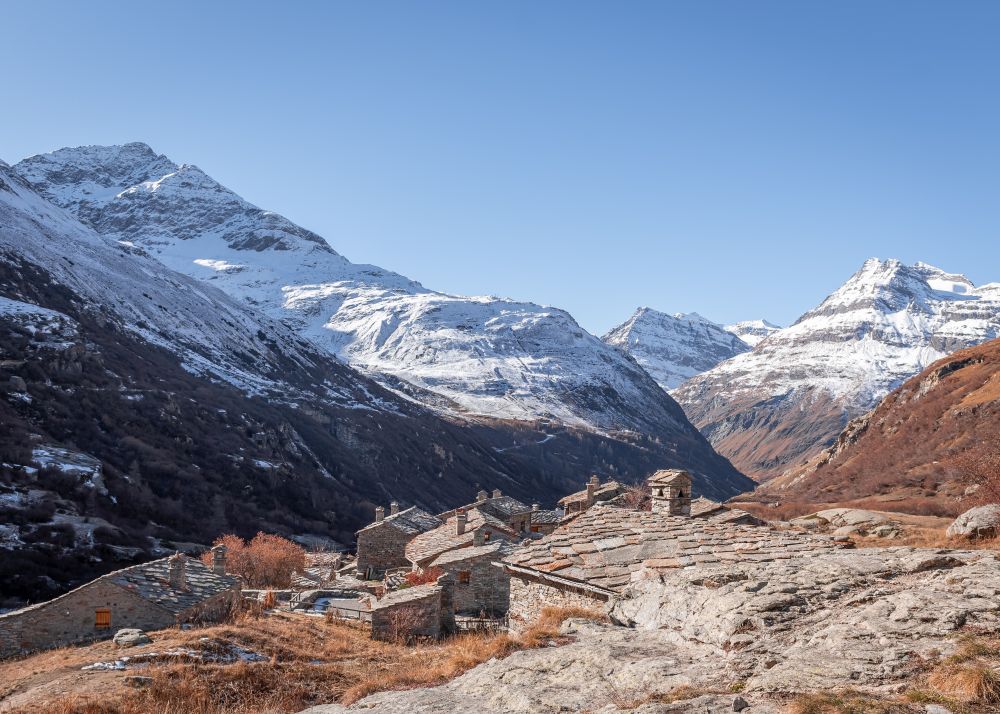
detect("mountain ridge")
[674,257,1000,481]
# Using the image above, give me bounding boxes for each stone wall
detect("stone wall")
[370,585,444,642]
[437,556,510,616]
[356,524,412,578]
[507,574,606,633]
[0,579,175,659]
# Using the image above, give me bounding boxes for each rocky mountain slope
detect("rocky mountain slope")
[674,258,1000,481]
[0,160,725,606]
[761,336,1000,507]
[602,308,750,391]
[12,143,751,497]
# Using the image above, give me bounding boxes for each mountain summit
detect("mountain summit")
[674,258,1000,480]
[603,308,750,391]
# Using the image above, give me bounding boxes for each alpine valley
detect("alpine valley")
[0,144,749,602]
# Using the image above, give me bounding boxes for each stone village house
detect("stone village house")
[499,469,850,631]
[558,475,624,518]
[354,502,440,579]
[428,534,518,616]
[0,548,240,658]
[405,507,517,571]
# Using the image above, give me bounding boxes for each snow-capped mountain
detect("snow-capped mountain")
[724,319,780,348]
[13,145,747,459]
[603,308,750,391]
[674,258,1000,480]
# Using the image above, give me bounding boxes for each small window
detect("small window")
[458,571,471,584]
[95,608,111,629]
[483,531,491,542]
[531,525,540,533]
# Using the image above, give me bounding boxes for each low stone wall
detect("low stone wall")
[370,584,444,642]
[0,579,175,659]
[507,574,606,633]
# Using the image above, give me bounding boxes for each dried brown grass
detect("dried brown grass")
[12,606,607,714]
[785,691,920,713]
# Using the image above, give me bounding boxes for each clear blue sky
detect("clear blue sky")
[2,1,999,334]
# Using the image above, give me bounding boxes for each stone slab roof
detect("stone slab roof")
[502,504,848,595]
[530,508,563,525]
[372,581,442,610]
[430,540,518,568]
[108,556,240,615]
[406,508,515,566]
[649,469,690,485]
[357,506,441,536]
[440,493,532,522]
[558,480,623,506]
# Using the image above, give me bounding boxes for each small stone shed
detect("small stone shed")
[558,476,623,518]
[501,494,847,631]
[429,539,517,616]
[406,507,516,571]
[526,503,562,535]
[369,576,456,642]
[0,552,240,658]
[355,503,441,578]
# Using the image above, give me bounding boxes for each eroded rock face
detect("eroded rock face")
[306,547,1000,713]
[947,504,1000,539]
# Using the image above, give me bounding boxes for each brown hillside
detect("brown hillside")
[757,338,1000,512]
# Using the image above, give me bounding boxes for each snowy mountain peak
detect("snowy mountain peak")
[724,319,780,348]
[675,257,1000,480]
[603,308,749,391]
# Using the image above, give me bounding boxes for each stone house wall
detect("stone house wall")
[507,574,607,633]
[370,587,443,642]
[436,556,510,616]
[356,524,411,578]
[0,579,175,659]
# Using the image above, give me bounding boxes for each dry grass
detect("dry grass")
[5,606,607,714]
[785,691,921,713]
[600,683,719,710]
[851,526,1000,551]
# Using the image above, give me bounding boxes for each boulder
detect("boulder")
[7,375,27,392]
[947,504,1000,539]
[113,628,151,648]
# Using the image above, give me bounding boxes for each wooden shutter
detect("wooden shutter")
[95,608,111,629]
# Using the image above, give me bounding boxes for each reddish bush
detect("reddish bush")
[201,532,305,588]
[403,566,443,587]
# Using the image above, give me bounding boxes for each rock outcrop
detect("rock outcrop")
[947,505,1000,539]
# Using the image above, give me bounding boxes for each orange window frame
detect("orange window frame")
[95,608,111,629]
[458,571,471,584]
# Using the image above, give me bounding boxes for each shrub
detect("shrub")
[201,532,305,588]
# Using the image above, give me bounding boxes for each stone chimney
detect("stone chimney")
[492,488,502,499]
[476,489,488,502]
[211,544,227,576]
[473,528,485,547]
[650,470,693,516]
[586,478,597,506]
[375,506,385,523]
[532,503,540,511]
[456,509,467,535]
[390,501,400,516]
[168,552,187,590]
